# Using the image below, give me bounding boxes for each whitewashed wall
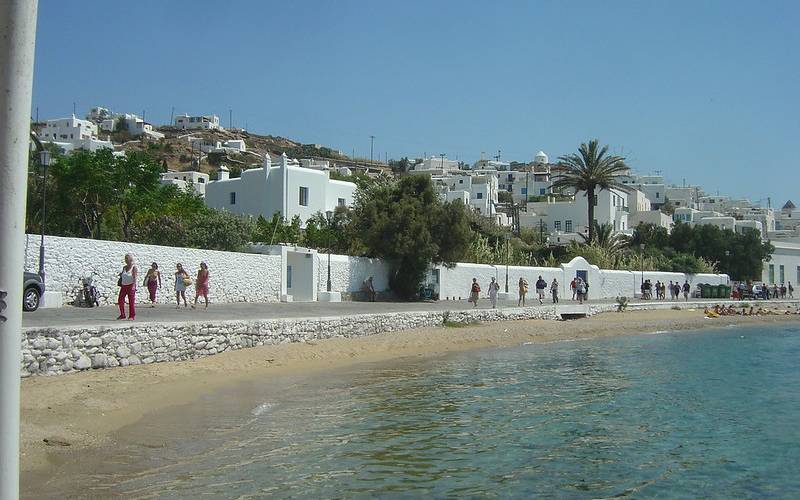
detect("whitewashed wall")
[24,235,730,306]
[24,235,282,306]
[317,253,392,296]
[436,257,729,301]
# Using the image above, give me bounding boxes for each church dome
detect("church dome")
[534,150,549,164]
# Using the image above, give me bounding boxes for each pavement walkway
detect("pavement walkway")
[24,298,607,328]
[24,296,795,329]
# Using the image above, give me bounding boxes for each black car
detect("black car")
[23,272,44,312]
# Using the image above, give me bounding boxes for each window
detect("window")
[338,198,345,207]
[797,266,800,283]
[287,265,292,289]
[565,220,573,232]
[540,188,546,195]
[299,186,309,206]
[459,179,463,184]
[229,192,236,205]
[656,192,660,199]
[769,264,775,283]
[521,188,528,195]
[477,192,483,199]
[199,178,205,183]
[507,174,513,181]
[554,220,561,231]
[779,265,785,284]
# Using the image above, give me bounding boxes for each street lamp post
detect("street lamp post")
[504,234,511,293]
[38,149,51,283]
[325,210,333,292]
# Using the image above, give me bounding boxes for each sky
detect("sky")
[33,0,799,205]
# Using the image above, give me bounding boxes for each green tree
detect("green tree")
[552,139,628,242]
[350,175,473,299]
[112,152,164,241]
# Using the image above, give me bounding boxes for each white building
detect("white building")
[439,173,499,217]
[763,241,800,287]
[412,156,460,173]
[204,153,356,225]
[776,200,800,231]
[42,115,113,153]
[299,158,330,171]
[629,210,673,232]
[174,114,222,130]
[102,113,165,140]
[87,106,111,123]
[520,187,630,236]
[160,170,210,197]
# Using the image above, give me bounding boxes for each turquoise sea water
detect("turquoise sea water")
[34,323,800,498]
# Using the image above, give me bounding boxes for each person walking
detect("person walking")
[193,262,210,309]
[576,277,586,304]
[365,276,377,302]
[789,282,794,299]
[550,278,559,303]
[488,277,500,309]
[682,280,691,301]
[570,278,577,300]
[174,263,191,309]
[143,262,162,307]
[535,275,547,305]
[469,278,481,308]
[117,254,138,321]
[518,277,529,306]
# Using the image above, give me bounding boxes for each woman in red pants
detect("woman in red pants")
[117,254,138,320]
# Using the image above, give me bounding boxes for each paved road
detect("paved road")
[24,297,796,329]
[23,298,598,328]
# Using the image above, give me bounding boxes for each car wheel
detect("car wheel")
[23,287,41,312]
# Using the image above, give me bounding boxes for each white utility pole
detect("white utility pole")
[0,1,39,498]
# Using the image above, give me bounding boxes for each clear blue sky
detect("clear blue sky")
[33,0,798,205]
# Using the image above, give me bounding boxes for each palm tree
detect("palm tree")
[551,139,628,242]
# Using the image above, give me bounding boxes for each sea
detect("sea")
[28,322,800,499]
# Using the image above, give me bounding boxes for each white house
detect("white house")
[629,210,673,232]
[763,241,800,287]
[174,114,222,130]
[204,153,356,225]
[42,115,113,153]
[102,113,164,140]
[439,172,499,217]
[412,156,460,173]
[520,187,630,235]
[160,170,210,197]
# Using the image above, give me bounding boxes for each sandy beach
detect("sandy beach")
[20,308,800,476]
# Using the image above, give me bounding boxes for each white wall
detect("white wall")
[763,242,800,286]
[25,235,731,307]
[436,257,729,301]
[24,235,282,306]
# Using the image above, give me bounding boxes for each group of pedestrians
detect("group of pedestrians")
[116,254,210,320]
[568,277,589,304]
[470,275,586,308]
[641,280,691,301]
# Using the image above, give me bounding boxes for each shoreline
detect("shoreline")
[21,308,800,477]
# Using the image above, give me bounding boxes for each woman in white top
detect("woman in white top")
[117,254,138,320]
[174,263,190,308]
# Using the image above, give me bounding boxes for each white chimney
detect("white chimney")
[218,164,230,181]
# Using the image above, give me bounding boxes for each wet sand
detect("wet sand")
[21,308,800,478]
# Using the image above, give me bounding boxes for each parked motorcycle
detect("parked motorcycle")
[78,273,100,307]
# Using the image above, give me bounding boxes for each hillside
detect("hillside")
[121,127,388,176]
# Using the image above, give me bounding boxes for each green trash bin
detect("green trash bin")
[700,284,712,299]
[722,285,732,299]
[710,284,719,299]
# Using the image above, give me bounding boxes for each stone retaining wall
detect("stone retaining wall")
[26,299,794,378]
[21,305,599,377]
